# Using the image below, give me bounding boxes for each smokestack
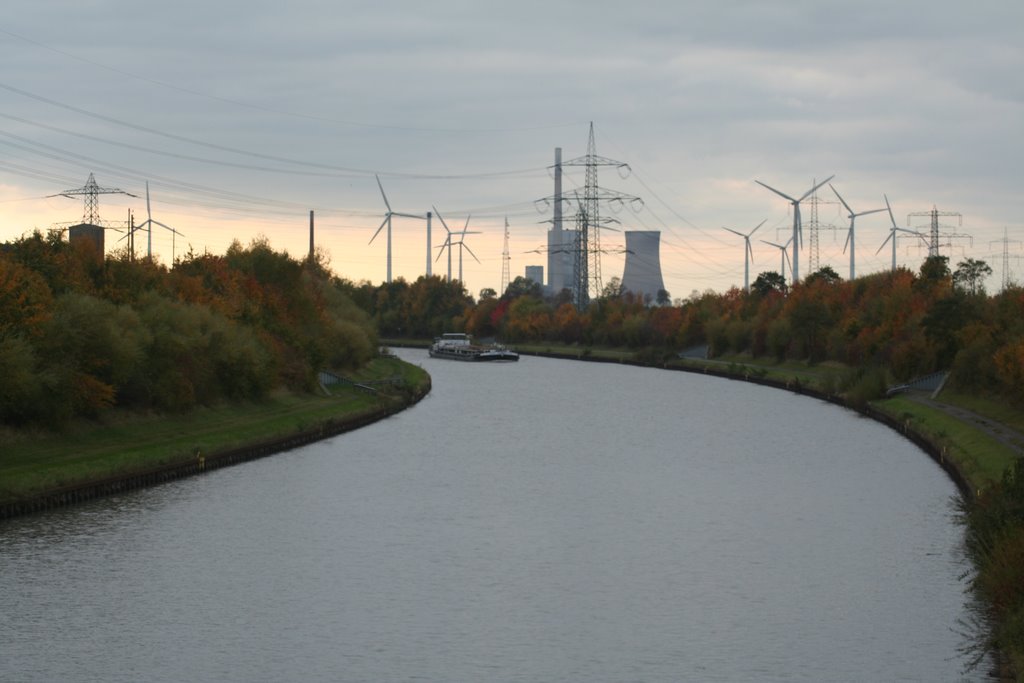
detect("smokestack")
[547,147,566,293]
[308,210,314,262]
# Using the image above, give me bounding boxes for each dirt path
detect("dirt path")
[906,393,1024,456]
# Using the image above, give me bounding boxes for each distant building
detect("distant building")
[525,265,544,287]
[69,223,105,259]
[621,230,666,303]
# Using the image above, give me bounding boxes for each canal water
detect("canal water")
[0,349,985,681]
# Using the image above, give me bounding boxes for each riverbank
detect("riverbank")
[0,356,431,519]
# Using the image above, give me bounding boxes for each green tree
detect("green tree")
[751,271,787,297]
[918,255,952,292]
[504,276,542,300]
[601,276,625,300]
[804,265,841,286]
[953,258,993,296]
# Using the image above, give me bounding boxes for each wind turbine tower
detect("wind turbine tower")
[370,175,428,283]
[830,184,885,280]
[723,220,766,292]
[877,195,927,271]
[755,175,833,284]
[761,236,793,283]
[501,217,511,294]
[433,206,455,282]
[134,182,184,261]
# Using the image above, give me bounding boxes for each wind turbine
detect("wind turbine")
[451,215,481,283]
[761,236,793,283]
[135,181,184,262]
[722,220,766,292]
[754,175,834,284]
[370,175,424,283]
[876,194,927,271]
[433,206,456,281]
[830,184,886,280]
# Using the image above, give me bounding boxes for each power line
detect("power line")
[0,82,551,180]
[0,28,586,135]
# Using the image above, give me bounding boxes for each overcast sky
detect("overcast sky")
[2,1,1022,299]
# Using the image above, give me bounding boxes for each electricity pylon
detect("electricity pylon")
[501,217,511,295]
[908,206,968,257]
[53,172,136,226]
[561,122,643,307]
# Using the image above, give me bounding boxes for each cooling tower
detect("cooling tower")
[621,231,665,301]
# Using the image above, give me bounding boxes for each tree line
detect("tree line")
[353,259,1021,405]
[0,232,377,425]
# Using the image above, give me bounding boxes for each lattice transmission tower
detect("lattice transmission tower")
[804,183,840,273]
[55,173,135,226]
[991,228,1023,291]
[501,217,511,295]
[561,122,642,308]
[908,206,969,257]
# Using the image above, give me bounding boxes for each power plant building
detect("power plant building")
[620,230,666,302]
[525,265,544,287]
[69,223,105,259]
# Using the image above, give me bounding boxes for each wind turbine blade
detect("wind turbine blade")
[432,206,452,234]
[843,229,851,254]
[755,180,796,203]
[884,194,897,228]
[463,244,481,264]
[369,217,388,244]
[876,231,894,254]
[723,227,745,238]
[783,250,791,271]
[746,240,754,264]
[393,212,424,220]
[461,215,472,238]
[152,220,182,236]
[784,236,793,248]
[375,174,392,213]
[799,175,835,202]
[829,183,852,215]
[749,219,767,238]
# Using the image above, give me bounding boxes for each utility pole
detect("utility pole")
[309,210,314,263]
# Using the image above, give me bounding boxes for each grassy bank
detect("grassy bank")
[0,356,430,507]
